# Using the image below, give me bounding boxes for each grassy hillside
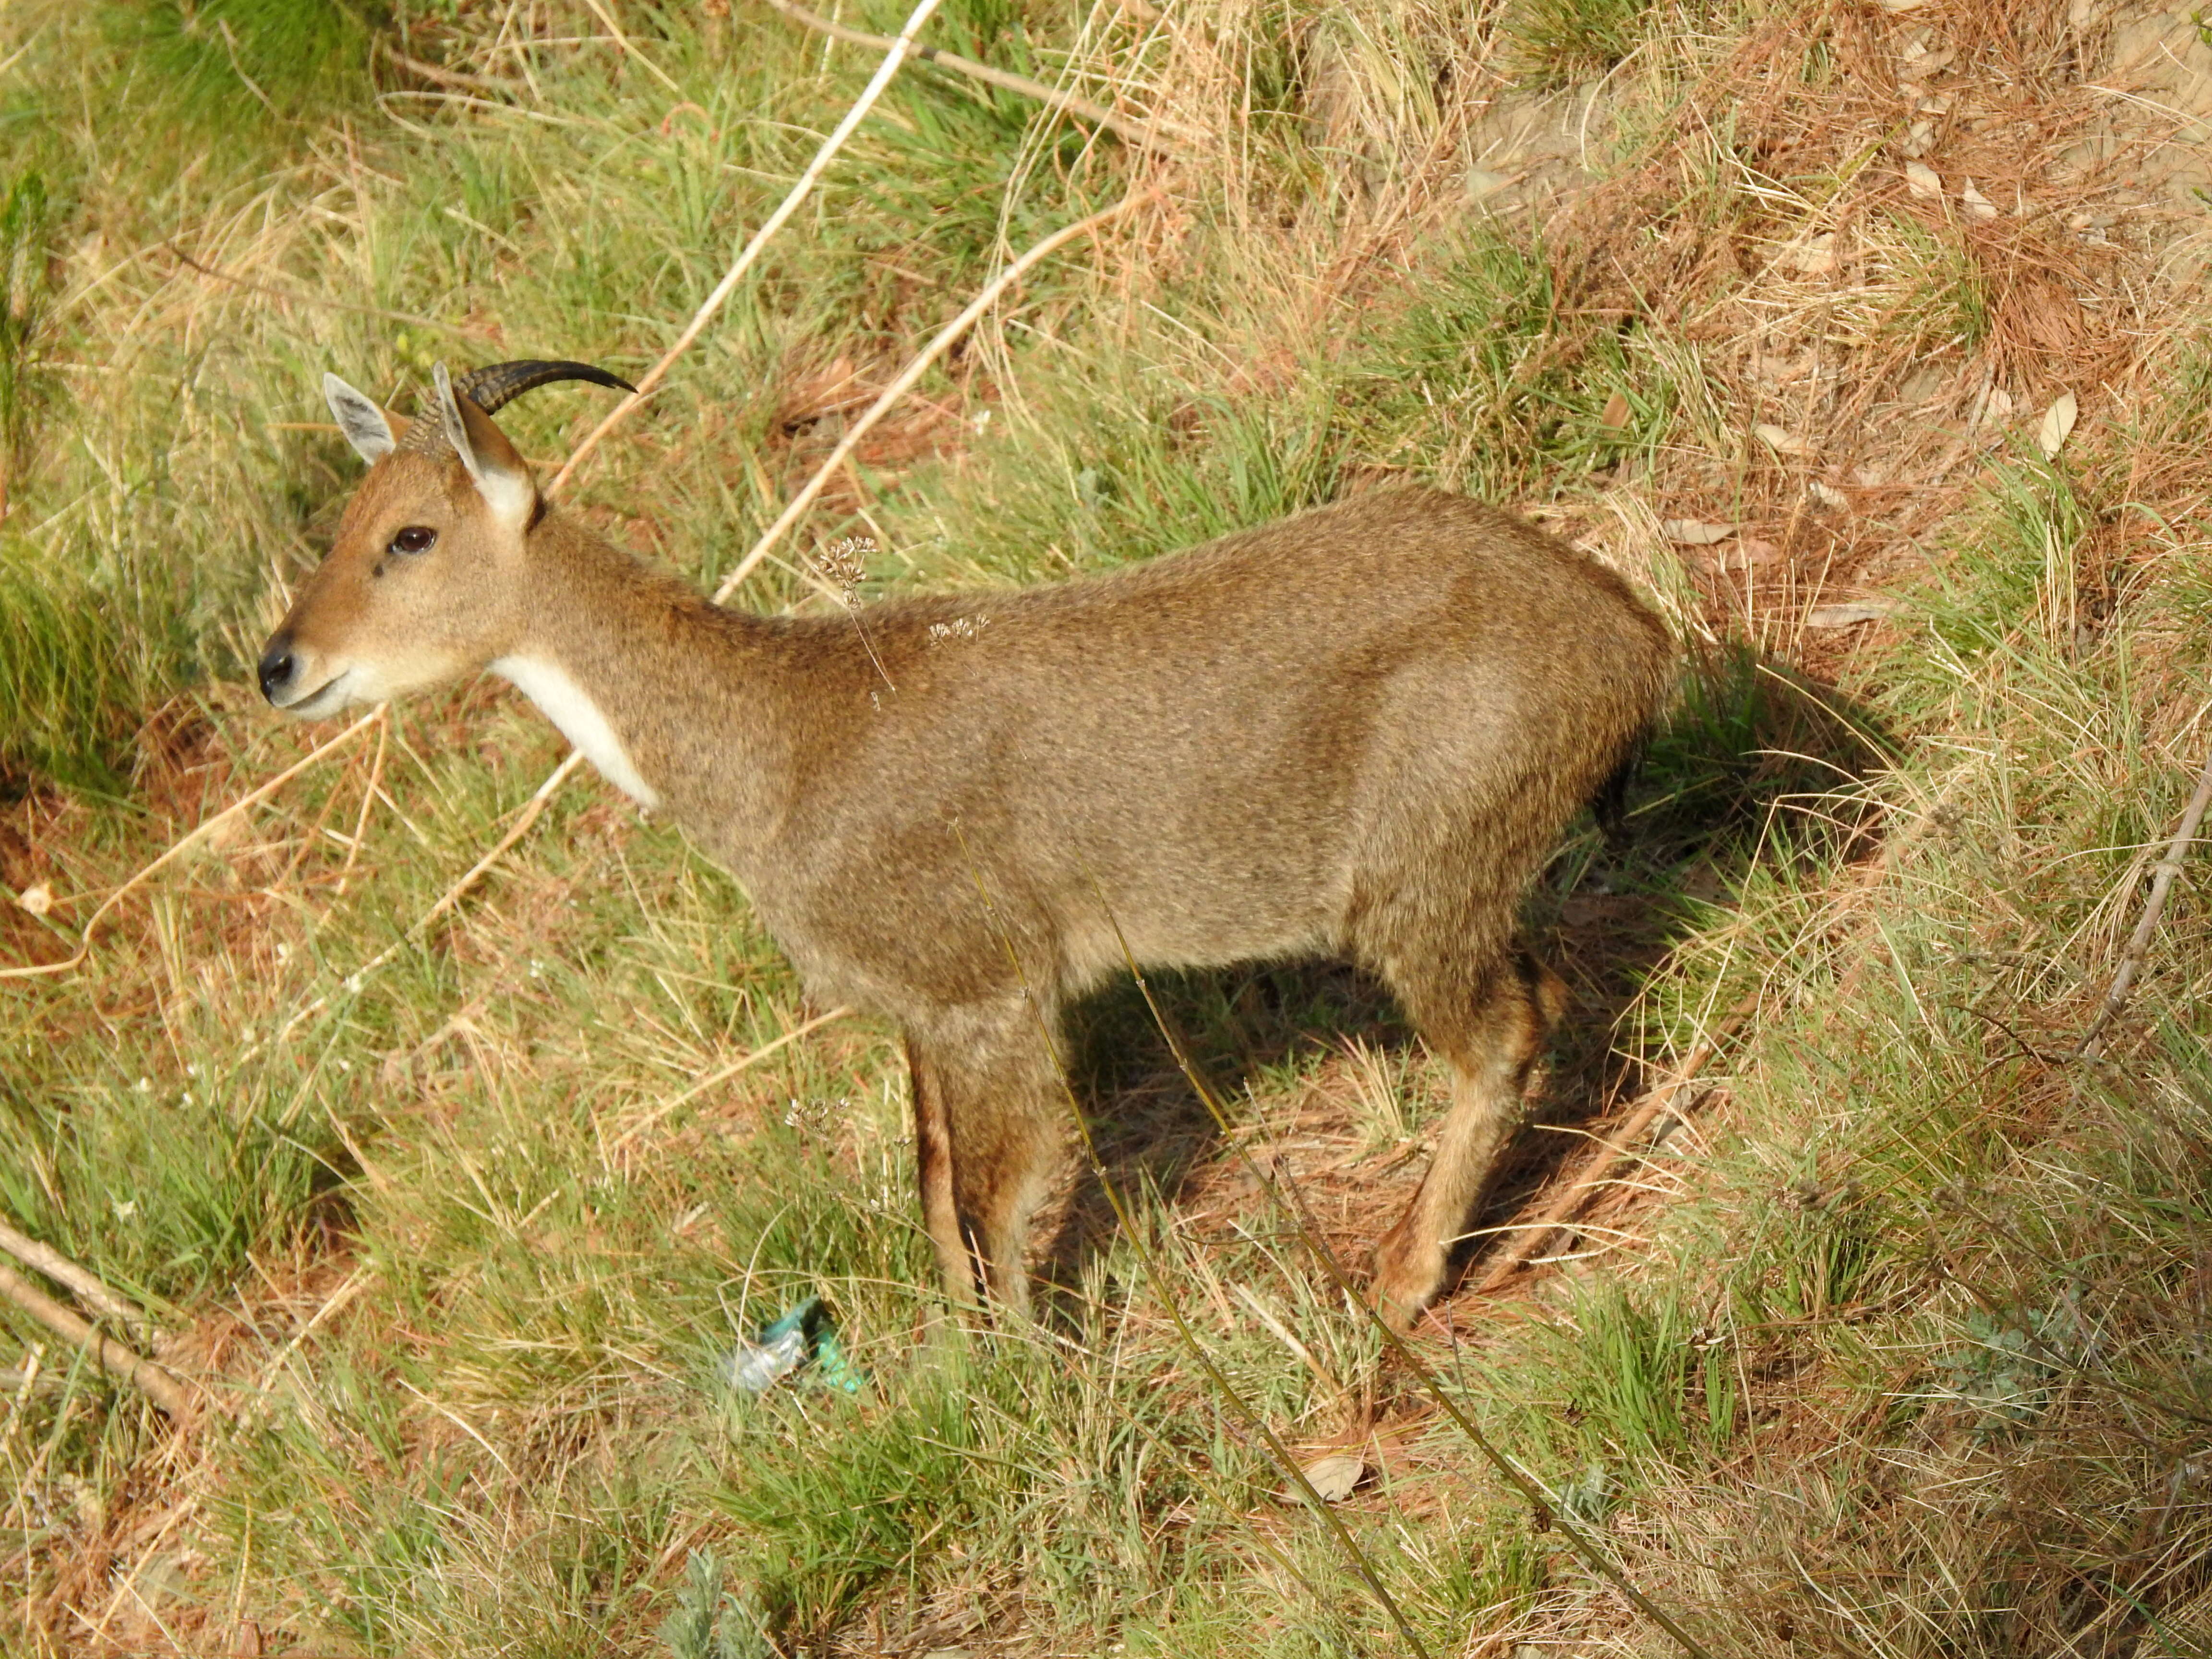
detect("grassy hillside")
[3,0,2211,1653]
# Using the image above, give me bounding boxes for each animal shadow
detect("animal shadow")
[1032,644,1898,1317]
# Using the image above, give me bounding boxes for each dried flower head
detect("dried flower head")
[811,535,877,606]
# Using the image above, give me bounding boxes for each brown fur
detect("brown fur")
[263,391,1676,1325]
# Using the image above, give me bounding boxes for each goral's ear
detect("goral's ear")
[324,373,398,464]
[433,361,538,535]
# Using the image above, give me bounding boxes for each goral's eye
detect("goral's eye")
[389,526,437,555]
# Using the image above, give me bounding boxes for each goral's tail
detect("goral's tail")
[1592,729,1649,851]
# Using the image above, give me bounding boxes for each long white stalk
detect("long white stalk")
[713,187,1158,602]
[549,0,945,493]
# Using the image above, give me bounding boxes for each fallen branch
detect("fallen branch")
[713,186,1162,601]
[763,0,1204,152]
[376,40,522,96]
[0,1264,193,1419]
[549,0,947,493]
[0,1222,153,1343]
[2081,743,2212,1058]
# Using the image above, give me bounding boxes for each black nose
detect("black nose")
[258,640,295,704]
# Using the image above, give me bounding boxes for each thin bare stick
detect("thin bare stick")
[166,244,471,334]
[0,1222,151,1340]
[578,0,685,97]
[548,0,947,495]
[0,709,383,983]
[712,188,1160,602]
[763,0,1203,151]
[376,41,521,95]
[2081,743,2212,1058]
[0,1221,149,1354]
[608,1005,853,1153]
[0,1264,193,1419]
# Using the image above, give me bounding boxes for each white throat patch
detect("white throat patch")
[492,657,662,810]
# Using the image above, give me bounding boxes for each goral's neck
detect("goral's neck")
[492,517,795,856]
[488,652,664,809]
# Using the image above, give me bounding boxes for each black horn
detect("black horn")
[457,359,637,413]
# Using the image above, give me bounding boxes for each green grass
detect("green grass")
[121,0,383,128]
[1507,0,1665,85]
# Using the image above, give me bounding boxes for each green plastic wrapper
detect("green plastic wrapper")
[721,1296,866,1395]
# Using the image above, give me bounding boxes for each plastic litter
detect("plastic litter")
[724,1317,807,1393]
[721,1295,866,1395]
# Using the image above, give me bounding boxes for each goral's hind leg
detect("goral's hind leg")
[905,1035,976,1309]
[904,1007,1070,1319]
[1371,949,1568,1330]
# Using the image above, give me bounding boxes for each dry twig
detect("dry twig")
[2081,744,2212,1058]
[0,1222,153,1342]
[712,186,1163,601]
[0,1265,193,1419]
[549,0,948,493]
[763,0,1205,152]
